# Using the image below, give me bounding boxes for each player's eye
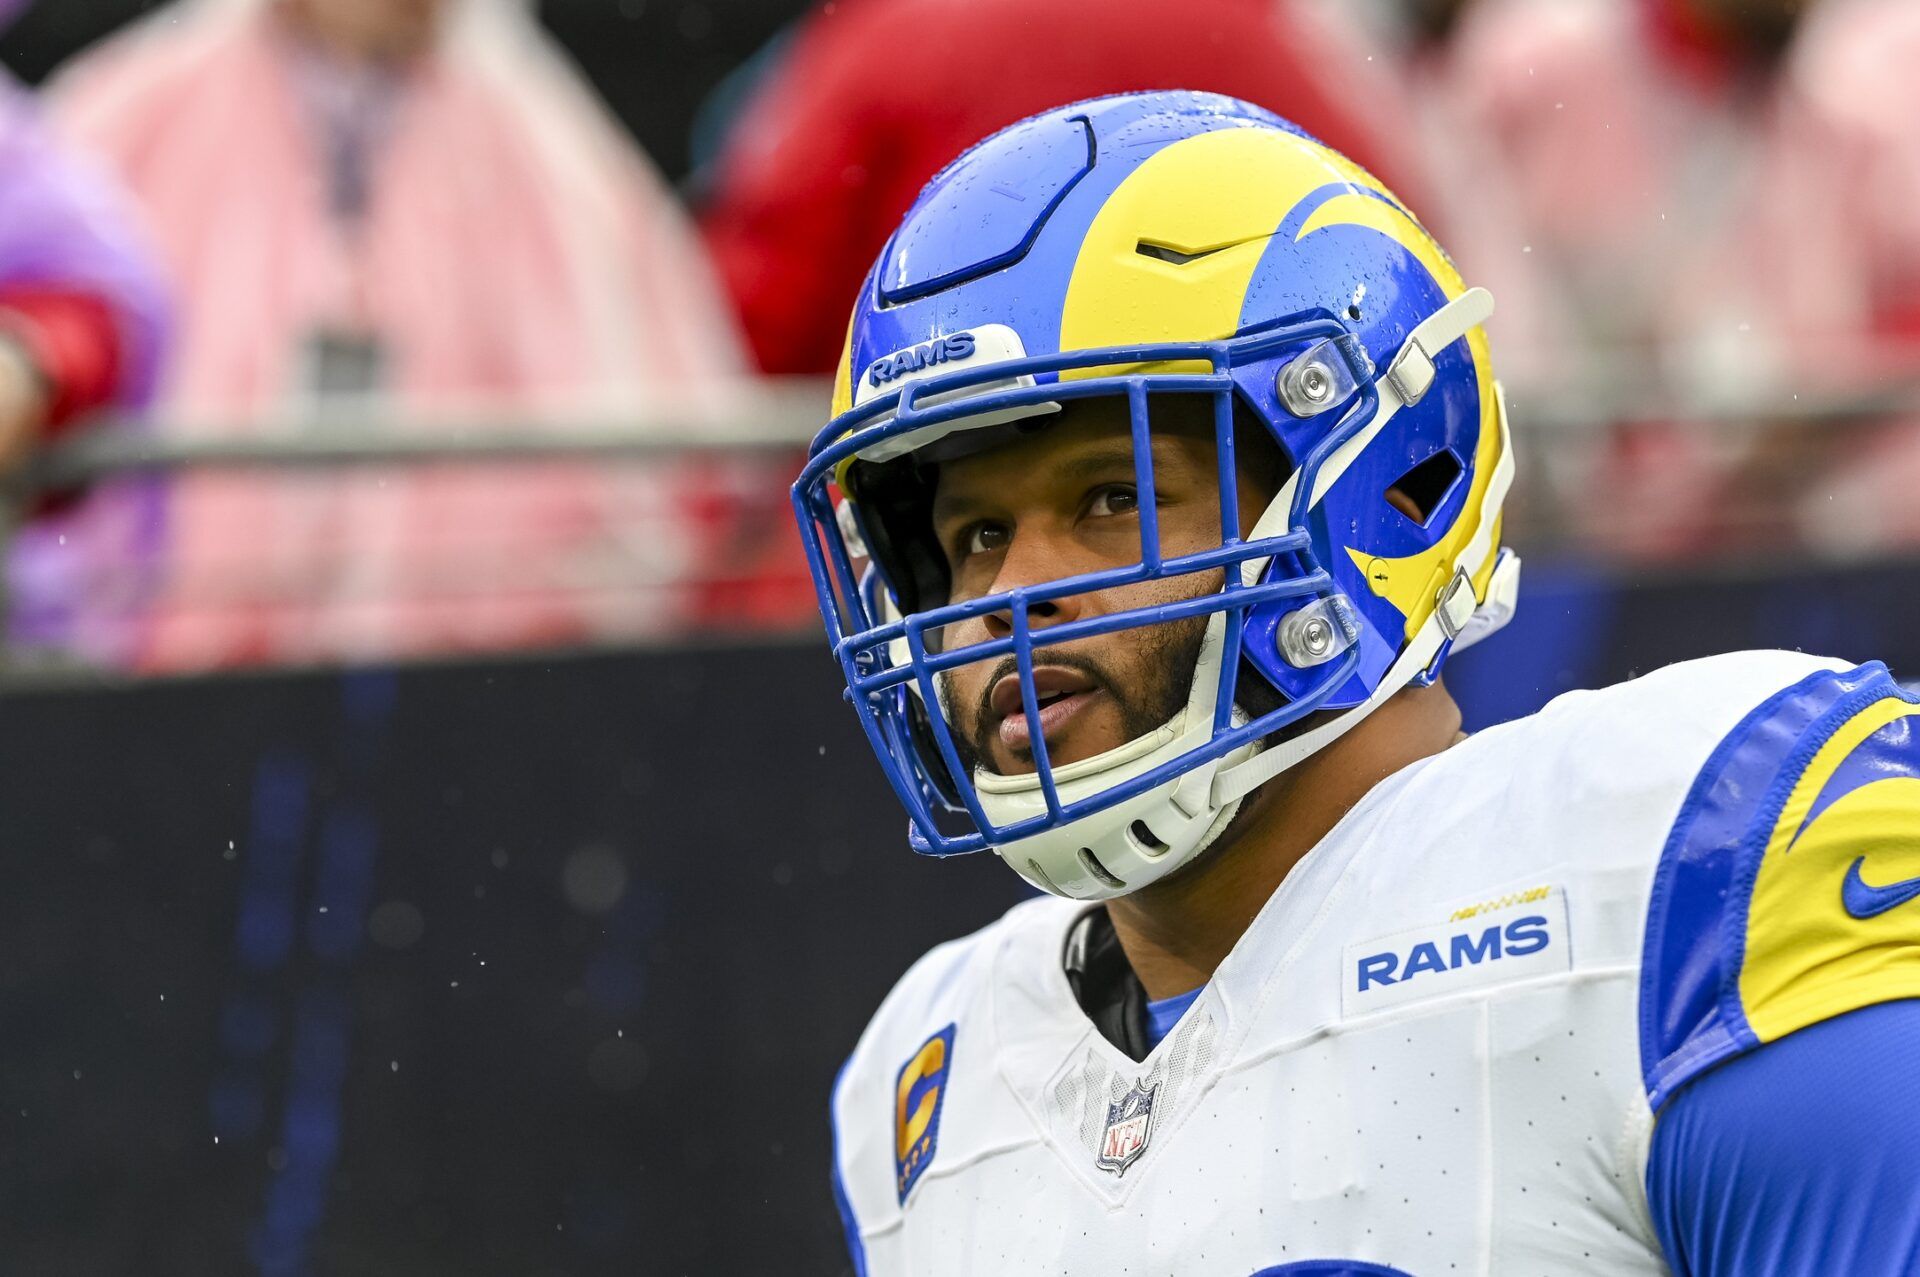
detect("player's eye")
[955,521,1011,560]
[1086,484,1140,518]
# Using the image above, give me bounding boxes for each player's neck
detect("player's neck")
[1104,683,1466,1001]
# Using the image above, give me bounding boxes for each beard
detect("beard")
[938,612,1212,778]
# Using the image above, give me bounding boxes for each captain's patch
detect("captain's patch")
[893,1025,955,1204]
[1343,884,1571,1017]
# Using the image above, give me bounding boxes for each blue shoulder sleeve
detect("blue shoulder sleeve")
[1640,661,1920,1273]
[1647,998,1920,1276]
[1640,660,1920,1110]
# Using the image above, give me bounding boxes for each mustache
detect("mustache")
[936,647,1117,778]
[971,648,1114,739]
[934,613,1210,779]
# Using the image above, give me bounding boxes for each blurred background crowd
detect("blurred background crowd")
[0,0,1915,680]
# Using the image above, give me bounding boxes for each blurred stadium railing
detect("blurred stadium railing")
[4,371,1919,682]
[0,379,833,679]
[18,384,830,485]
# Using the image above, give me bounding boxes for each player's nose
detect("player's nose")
[979,531,1085,641]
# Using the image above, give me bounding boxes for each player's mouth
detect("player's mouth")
[990,667,1100,753]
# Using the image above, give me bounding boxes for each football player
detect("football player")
[793,92,1920,1275]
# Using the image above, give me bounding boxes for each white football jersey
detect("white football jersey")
[831,649,1920,1275]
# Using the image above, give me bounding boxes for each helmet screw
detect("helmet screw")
[1276,347,1355,418]
[1276,599,1353,668]
[1298,363,1332,404]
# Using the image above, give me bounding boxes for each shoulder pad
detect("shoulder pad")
[1640,658,1920,1110]
[831,896,1071,1241]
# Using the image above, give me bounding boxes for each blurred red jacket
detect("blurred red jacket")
[699,0,1430,375]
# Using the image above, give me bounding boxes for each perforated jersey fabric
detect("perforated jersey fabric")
[830,650,1883,1275]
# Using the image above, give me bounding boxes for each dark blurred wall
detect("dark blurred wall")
[0,641,1028,1276]
[0,0,811,181]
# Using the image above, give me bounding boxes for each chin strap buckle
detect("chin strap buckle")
[1450,550,1522,653]
[1383,336,1437,406]
[1434,568,1478,642]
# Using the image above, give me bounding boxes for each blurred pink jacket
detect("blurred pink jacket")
[1758,0,1920,550]
[1446,0,1920,373]
[1443,0,1758,362]
[51,0,750,670]
[1737,0,1920,379]
[1444,0,1920,554]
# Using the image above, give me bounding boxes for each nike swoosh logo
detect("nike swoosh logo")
[1841,856,1920,919]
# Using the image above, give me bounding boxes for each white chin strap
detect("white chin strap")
[980,287,1516,900]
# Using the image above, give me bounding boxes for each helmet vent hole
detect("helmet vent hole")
[1386,448,1464,528]
[1128,820,1170,856]
[1077,847,1126,890]
[1135,240,1234,266]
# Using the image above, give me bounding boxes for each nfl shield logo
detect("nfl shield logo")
[1095,1080,1157,1177]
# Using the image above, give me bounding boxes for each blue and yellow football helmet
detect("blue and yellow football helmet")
[792,91,1519,900]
